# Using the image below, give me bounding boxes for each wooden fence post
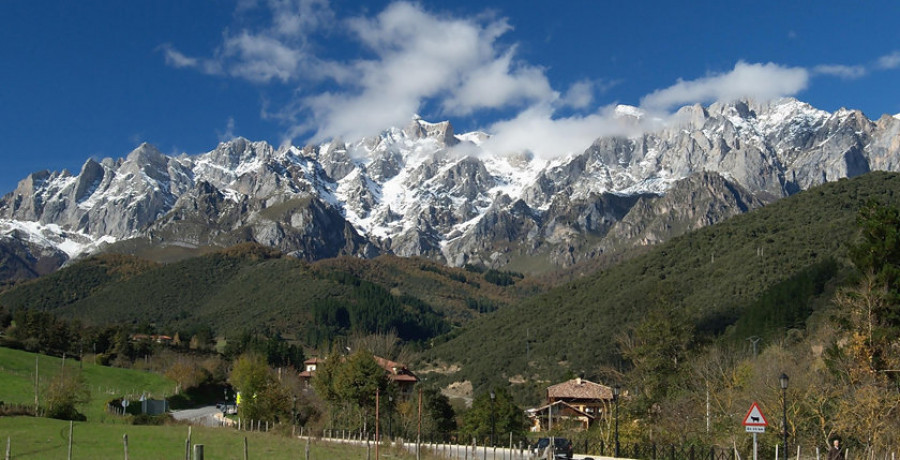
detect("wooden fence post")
[185,425,192,460]
[123,434,129,460]
[192,444,204,460]
[67,421,73,460]
[6,436,11,460]
[243,436,249,460]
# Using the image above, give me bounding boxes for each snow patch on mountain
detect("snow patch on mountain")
[0,219,116,258]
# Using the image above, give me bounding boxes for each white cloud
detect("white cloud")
[442,49,556,115]
[640,61,809,111]
[221,32,304,83]
[878,51,900,69]
[813,64,867,79]
[161,0,332,84]
[305,2,561,141]
[161,45,198,68]
[560,80,596,109]
[268,0,333,38]
[482,104,636,159]
[218,117,237,142]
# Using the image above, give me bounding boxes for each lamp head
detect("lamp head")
[779,373,789,390]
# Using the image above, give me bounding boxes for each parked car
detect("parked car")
[531,437,573,459]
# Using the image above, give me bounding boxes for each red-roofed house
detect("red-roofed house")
[298,358,323,386]
[527,377,614,432]
[373,355,419,396]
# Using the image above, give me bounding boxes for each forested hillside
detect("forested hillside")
[0,243,534,348]
[423,172,900,390]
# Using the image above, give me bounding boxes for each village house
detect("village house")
[298,355,418,396]
[130,334,174,345]
[527,377,615,432]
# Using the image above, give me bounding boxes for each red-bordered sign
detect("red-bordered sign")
[742,401,768,427]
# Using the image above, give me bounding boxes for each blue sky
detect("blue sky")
[1,0,899,194]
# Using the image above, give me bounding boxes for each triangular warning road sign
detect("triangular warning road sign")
[742,401,768,426]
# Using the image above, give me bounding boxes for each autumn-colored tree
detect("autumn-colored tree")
[822,202,900,450]
[44,369,90,420]
[229,352,294,422]
[165,356,210,392]
[391,387,457,440]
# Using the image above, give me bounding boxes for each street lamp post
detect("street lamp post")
[613,385,620,458]
[388,395,393,440]
[489,390,496,447]
[780,373,789,460]
[222,388,229,416]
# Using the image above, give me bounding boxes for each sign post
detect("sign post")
[742,402,768,460]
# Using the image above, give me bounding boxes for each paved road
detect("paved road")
[170,405,224,427]
[316,437,619,459]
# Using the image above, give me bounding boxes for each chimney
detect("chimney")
[576,377,582,385]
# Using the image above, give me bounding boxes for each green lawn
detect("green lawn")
[0,347,175,421]
[0,417,439,459]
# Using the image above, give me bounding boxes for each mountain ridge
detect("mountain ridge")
[1,97,899,280]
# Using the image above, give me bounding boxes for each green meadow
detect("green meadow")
[0,416,436,459]
[0,346,175,422]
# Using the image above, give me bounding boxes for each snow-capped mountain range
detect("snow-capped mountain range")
[2,97,899,279]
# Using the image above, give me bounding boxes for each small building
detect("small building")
[141,398,169,416]
[527,377,614,432]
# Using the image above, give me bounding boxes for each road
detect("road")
[170,405,225,427]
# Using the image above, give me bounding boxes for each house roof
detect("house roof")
[547,378,613,401]
[373,356,405,374]
[374,356,418,383]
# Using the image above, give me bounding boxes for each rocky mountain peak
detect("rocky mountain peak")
[404,117,458,147]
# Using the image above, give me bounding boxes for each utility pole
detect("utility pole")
[780,373,789,460]
[706,386,710,433]
[416,388,422,460]
[34,355,39,413]
[747,336,761,358]
[613,385,620,458]
[489,390,496,447]
[375,388,380,460]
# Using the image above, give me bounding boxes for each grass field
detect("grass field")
[0,346,175,421]
[0,417,441,459]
